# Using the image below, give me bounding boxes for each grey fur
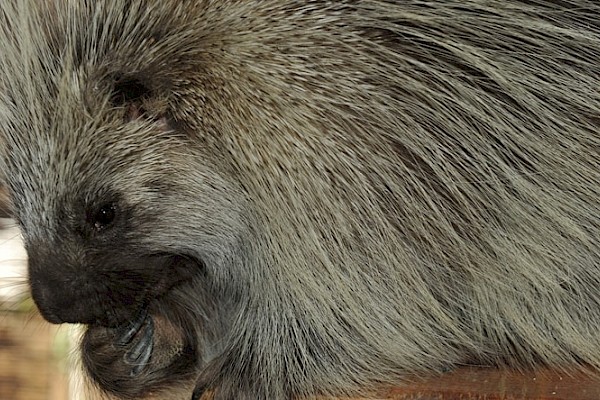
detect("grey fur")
[0,1,599,399]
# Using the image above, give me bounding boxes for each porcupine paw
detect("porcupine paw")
[116,310,155,376]
[81,310,156,396]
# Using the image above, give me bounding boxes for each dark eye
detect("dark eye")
[93,203,117,231]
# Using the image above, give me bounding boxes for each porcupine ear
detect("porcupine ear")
[110,74,156,121]
[111,75,151,106]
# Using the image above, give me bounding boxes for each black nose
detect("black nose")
[26,243,98,324]
[29,270,100,324]
[29,280,64,324]
[26,243,148,327]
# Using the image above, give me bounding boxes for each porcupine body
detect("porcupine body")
[0,1,599,399]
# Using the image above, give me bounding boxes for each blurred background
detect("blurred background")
[0,185,73,400]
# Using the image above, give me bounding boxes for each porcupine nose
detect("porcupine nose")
[29,278,68,323]
[28,265,93,324]
[26,242,98,324]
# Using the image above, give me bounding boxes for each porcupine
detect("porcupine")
[0,1,599,399]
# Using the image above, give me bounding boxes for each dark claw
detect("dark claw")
[124,316,154,376]
[116,309,148,346]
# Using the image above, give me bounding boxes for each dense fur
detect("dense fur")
[0,1,599,399]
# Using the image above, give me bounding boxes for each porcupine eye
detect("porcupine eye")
[92,202,117,231]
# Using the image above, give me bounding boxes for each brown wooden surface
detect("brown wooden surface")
[375,367,600,400]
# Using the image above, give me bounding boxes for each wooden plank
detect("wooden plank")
[378,367,600,400]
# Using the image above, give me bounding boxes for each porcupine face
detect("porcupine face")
[2,74,200,327]
[0,0,250,332]
[0,19,230,331]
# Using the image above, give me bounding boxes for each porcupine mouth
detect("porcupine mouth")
[104,253,202,376]
[124,253,201,326]
[28,245,204,328]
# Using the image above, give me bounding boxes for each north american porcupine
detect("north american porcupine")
[0,1,599,399]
